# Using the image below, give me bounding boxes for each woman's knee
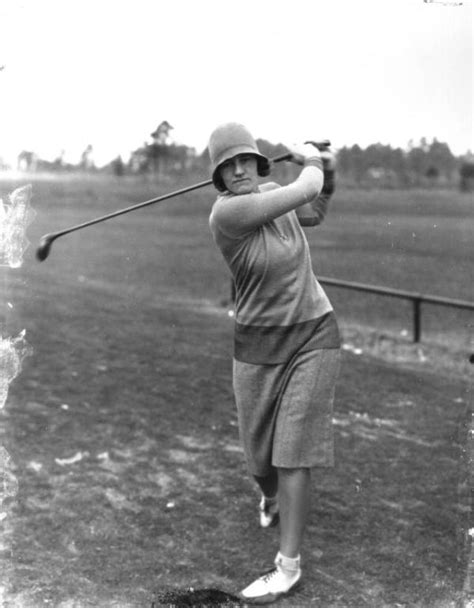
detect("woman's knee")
[277,466,310,474]
[277,467,311,483]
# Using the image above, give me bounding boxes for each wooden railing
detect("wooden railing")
[319,276,474,343]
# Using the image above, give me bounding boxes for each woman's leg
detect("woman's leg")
[253,466,278,498]
[239,466,307,601]
[277,467,311,557]
[253,467,279,528]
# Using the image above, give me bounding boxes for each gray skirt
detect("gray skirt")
[233,348,341,476]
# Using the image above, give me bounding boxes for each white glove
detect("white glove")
[287,142,322,166]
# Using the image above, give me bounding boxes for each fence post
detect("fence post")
[413,298,422,343]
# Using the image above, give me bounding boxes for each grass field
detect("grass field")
[0,174,472,607]
[308,188,473,349]
[9,172,473,344]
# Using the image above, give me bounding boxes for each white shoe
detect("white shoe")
[259,495,279,528]
[239,561,301,605]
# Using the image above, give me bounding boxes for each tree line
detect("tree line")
[255,137,472,189]
[6,133,474,191]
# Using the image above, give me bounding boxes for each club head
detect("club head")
[36,235,54,262]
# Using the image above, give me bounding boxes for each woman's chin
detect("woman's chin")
[230,181,257,195]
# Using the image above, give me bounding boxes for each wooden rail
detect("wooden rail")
[319,276,474,343]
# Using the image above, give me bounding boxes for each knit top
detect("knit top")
[209,182,340,364]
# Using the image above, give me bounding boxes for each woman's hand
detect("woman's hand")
[316,145,336,172]
[287,142,322,166]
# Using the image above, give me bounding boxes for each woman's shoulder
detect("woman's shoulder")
[209,192,234,235]
[209,181,282,239]
[210,192,232,220]
[209,183,279,230]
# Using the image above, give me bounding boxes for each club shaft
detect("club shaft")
[47,152,295,241]
[49,179,212,241]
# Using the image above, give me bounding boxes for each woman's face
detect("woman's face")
[219,154,259,194]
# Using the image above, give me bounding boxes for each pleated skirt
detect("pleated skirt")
[233,348,341,476]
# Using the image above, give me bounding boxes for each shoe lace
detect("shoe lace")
[261,567,279,583]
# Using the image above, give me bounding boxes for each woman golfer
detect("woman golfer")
[208,123,341,604]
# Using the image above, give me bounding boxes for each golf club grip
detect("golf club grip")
[272,141,331,164]
[305,139,331,151]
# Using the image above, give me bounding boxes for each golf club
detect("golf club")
[36,142,330,262]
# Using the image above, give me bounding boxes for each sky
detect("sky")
[0,0,472,167]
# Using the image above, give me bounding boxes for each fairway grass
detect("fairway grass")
[0,175,472,606]
[12,174,473,346]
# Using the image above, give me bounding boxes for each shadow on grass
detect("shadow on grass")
[152,587,242,607]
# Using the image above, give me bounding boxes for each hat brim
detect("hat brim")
[212,148,270,192]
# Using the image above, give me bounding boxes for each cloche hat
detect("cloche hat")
[208,123,270,191]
